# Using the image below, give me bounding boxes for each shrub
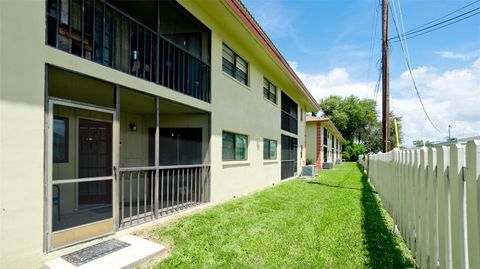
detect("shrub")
[342,140,366,161]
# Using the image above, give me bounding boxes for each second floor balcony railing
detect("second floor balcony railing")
[46,0,210,103]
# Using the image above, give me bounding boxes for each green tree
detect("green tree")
[413,140,433,147]
[320,95,402,153]
[342,140,367,161]
[365,113,403,151]
[320,95,377,142]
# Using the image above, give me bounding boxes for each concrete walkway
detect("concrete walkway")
[45,235,165,269]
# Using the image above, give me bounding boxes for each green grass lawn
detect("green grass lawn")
[150,162,416,269]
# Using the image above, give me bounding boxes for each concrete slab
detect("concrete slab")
[45,235,165,269]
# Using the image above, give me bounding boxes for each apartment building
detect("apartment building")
[0,0,319,267]
[306,116,345,169]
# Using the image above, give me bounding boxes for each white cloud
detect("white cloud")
[293,58,480,147]
[435,49,480,61]
[291,63,377,101]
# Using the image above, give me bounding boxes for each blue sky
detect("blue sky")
[243,0,480,146]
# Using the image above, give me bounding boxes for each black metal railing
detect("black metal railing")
[46,0,210,102]
[118,164,210,228]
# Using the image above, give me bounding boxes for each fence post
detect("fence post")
[465,141,480,268]
[449,144,467,269]
[392,151,396,222]
[364,143,480,268]
[411,150,417,251]
[413,149,420,257]
[400,150,406,237]
[437,146,452,269]
[406,150,413,249]
[400,150,407,234]
[414,149,421,260]
[396,150,401,228]
[428,147,438,269]
[419,147,428,268]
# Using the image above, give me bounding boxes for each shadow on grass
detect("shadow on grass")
[358,163,416,268]
[306,180,366,192]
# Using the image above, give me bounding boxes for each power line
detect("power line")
[392,10,480,42]
[404,0,480,34]
[390,1,441,133]
[373,66,382,107]
[390,5,480,41]
[402,7,480,37]
[367,0,381,85]
[389,1,442,134]
[393,0,410,62]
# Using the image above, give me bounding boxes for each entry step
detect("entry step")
[45,235,165,269]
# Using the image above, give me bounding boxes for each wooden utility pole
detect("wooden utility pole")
[382,0,391,152]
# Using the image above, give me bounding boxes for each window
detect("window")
[222,131,248,161]
[281,135,297,179]
[281,92,298,134]
[53,116,69,163]
[263,138,277,160]
[300,108,303,121]
[263,78,277,104]
[157,128,202,165]
[323,128,328,146]
[222,44,248,85]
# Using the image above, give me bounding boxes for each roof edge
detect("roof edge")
[224,0,320,111]
[307,117,346,143]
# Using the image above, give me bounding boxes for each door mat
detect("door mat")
[61,239,130,266]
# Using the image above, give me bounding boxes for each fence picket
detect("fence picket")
[465,141,480,268]
[408,150,415,251]
[428,147,438,269]
[437,146,452,269]
[400,150,406,237]
[411,150,418,255]
[414,149,421,260]
[419,147,428,268]
[359,140,480,269]
[449,144,467,269]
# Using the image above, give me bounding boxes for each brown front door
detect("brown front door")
[78,118,112,204]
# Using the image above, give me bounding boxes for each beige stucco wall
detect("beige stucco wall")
[208,31,307,202]
[306,123,317,163]
[0,1,311,268]
[305,121,345,167]
[1,1,48,268]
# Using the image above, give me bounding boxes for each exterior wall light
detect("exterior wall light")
[129,123,137,132]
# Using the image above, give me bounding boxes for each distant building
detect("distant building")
[306,117,346,169]
[431,136,480,147]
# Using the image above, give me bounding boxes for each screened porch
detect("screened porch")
[46,0,211,102]
[47,66,210,249]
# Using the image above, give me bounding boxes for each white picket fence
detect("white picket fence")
[359,141,480,269]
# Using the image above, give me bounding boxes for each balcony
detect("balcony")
[46,0,211,102]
